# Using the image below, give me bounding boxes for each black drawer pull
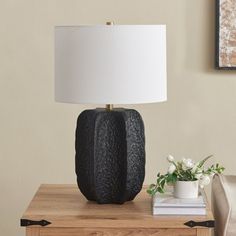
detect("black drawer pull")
[184,220,215,228]
[21,219,51,227]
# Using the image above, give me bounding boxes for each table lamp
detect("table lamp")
[55,23,166,204]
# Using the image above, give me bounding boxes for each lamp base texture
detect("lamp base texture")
[75,108,145,204]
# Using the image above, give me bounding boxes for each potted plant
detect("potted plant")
[147,155,225,198]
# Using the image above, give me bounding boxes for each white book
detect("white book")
[152,191,206,208]
[153,207,206,216]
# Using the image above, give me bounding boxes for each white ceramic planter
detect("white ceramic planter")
[174,180,199,198]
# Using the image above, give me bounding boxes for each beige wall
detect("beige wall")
[0,0,236,235]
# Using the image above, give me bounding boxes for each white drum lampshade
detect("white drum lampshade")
[55,25,167,105]
[54,24,167,204]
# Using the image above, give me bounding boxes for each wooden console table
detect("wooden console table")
[20,184,214,236]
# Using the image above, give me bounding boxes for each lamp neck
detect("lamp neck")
[106,104,114,111]
[105,22,114,112]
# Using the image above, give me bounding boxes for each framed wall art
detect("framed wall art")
[216,0,236,69]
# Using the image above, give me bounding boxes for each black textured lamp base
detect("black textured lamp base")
[75,108,145,204]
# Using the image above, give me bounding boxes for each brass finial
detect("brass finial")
[106,104,114,111]
[106,21,114,25]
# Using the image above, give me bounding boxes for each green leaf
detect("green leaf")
[198,155,213,168]
[160,179,166,189]
[157,187,164,193]
[146,189,153,195]
[149,183,156,189]
[166,174,177,183]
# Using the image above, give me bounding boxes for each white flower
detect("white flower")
[191,162,200,173]
[168,163,176,174]
[195,173,202,180]
[182,158,195,170]
[199,175,211,188]
[167,155,175,162]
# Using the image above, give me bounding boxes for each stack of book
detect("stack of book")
[152,191,206,215]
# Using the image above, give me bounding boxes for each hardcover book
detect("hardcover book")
[152,190,206,215]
